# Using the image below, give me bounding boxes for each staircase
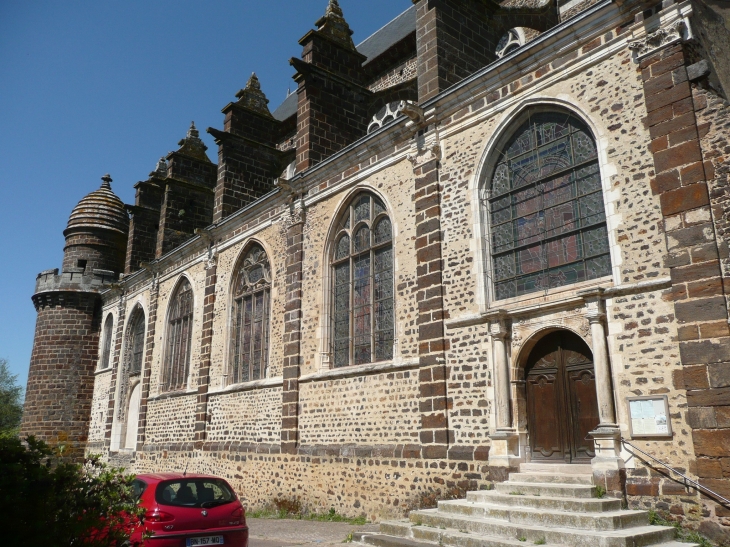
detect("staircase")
[354,464,693,547]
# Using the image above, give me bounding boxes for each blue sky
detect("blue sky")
[0,0,412,390]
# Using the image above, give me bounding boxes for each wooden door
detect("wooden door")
[525,331,599,463]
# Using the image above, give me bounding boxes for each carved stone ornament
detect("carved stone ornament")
[234,247,271,296]
[628,19,690,61]
[235,73,273,118]
[407,125,442,168]
[511,329,523,348]
[367,101,406,134]
[204,248,218,271]
[489,317,509,339]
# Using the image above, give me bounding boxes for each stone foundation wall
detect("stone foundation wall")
[134,448,491,521]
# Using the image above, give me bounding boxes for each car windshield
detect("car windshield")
[155,478,236,508]
[132,479,147,501]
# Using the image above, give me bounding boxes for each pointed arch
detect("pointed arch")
[99,313,114,370]
[480,105,612,301]
[229,240,272,385]
[125,305,146,376]
[161,276,194,392]
[329,191,394,367]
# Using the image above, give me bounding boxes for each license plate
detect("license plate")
[186,537,224,546]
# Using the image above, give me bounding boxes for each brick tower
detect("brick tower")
[21,174,129,459]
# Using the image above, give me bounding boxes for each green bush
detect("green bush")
[0,434,145,547]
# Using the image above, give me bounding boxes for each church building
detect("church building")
[21,0,730,542]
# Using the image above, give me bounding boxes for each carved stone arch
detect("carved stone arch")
[512,323,591,380]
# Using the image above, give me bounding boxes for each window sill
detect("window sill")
[148,388,197,402]
[300,358,420,384]
[445,276,671,330]
[94,367,113,376]
[208,376,284,396]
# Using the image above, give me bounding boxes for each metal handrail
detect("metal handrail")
[621,438,730,506]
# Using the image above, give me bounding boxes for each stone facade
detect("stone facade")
[23,0,730,541]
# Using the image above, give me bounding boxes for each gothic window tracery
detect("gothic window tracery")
[486,109,611,300]
[332,193,394,367]
[496,28,524,58]
[100,314,114,370]
[162,279,193,392]
[230,244,271,384]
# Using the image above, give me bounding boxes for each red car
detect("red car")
[127,473,248,547]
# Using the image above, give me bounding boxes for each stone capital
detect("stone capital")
[486,310,510,339]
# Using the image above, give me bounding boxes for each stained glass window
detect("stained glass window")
[332,193,394,367]
[162,279,193,392]
[126,309,145,375]
[487,110,611,300]
[230,244,271,384]
[100,314,114,370]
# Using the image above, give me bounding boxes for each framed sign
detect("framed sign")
[627,395,672,438]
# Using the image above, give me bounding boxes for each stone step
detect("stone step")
[508,472,594,485]
[355,530,696,547]
[436,500,648,530]
[379,513,677,547]
[493,481,596,498]
[466,490,622,512]
[520,463,593,474]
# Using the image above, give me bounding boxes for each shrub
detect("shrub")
[0,434,145,547]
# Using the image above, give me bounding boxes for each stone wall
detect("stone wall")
[79,0,730,533]
[22,292,100,460]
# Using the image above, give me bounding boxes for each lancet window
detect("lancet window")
[486,109,611,300]
[126,310,146,375]
[332,193,394,367]
[230,244,271,384]
[100,314,114,370]
[162,279,193,392]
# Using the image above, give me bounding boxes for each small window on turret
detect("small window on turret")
[77,259,87,271]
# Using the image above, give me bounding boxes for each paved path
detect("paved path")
[247,517,379,547]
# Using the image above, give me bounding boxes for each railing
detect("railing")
[621,438,730,506]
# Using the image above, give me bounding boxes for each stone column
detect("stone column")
[487,310,520,471]
[581,290,624,495]
[491,315,511,431]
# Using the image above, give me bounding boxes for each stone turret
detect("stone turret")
[62,174,129,275]
[21,175,129,460]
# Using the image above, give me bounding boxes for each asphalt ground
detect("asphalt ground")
[247,517,380,547]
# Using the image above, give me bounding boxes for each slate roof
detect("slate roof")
[272,5,416,121]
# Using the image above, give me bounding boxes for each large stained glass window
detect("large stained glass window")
[162,279,193,392]
[487,110,611,300]
[332,193,394,367]
[230,244,270,384]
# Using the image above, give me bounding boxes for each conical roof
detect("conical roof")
[64,174,129,236]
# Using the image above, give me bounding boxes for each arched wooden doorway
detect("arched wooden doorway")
[525,330,599,463]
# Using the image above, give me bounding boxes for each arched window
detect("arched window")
[126,310,145,375]
[332,193,394,367]
[162,279,193,392]
[230,244,271,384]
[100,314,114,370]
[487,109,611,300]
